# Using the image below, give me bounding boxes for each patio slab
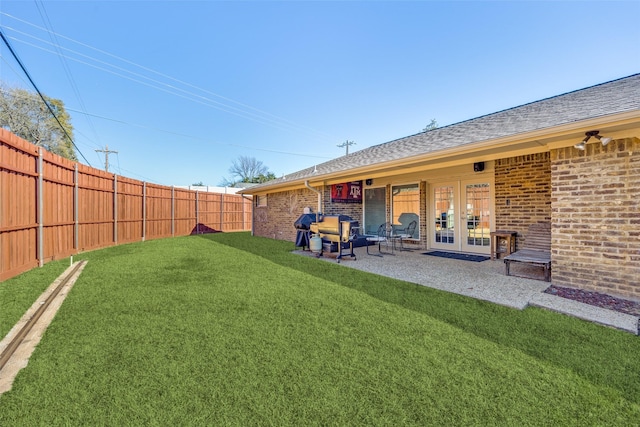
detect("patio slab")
[295,246,639,334]
[529,293,640,335]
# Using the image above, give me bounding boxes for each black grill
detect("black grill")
[294,213,317,231]
[293,213,318,250]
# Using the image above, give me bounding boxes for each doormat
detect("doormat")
[422,251,490,262]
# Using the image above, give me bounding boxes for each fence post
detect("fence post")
[220,193,224,232]
[142,181,146,241]
[0,153,2,275]
[171,186,175,237]
[37,148,44,267]
[242,195,246,231]
[113,174,118,244]
[74,164,78,250]
[195,191,199,235]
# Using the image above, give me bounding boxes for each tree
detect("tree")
[254,172,277,183]
[0,83,77,160]
[192,181,204,186]
[423,119,438,133]
[220,156,276,186]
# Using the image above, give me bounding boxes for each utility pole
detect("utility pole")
[95,145,118,172]
[337,140,355,156]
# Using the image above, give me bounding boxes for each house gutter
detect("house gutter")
[304,180,322,223]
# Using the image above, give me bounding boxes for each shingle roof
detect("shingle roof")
[250,73,640,190]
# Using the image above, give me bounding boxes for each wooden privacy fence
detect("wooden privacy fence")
[0,129,252,281]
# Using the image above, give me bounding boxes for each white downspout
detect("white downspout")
[242,195,254,236]
[304,180,322,223]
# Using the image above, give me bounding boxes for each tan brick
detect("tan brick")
[550,137,640,299]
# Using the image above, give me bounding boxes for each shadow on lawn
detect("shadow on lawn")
[201,232,640,406]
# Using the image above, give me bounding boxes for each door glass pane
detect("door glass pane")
[434,186,455,244]
[391,184,419,238]
[465,183,490,247]
[364,188,386,235]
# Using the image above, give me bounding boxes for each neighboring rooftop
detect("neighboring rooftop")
[174,185,245,194]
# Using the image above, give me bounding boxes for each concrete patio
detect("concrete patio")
[295,245,639,335]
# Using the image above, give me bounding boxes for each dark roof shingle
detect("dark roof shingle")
[256,74,640,188]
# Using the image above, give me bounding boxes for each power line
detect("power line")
[0,27,91,165]
[34,1,103,150]
[66,107,333,160]
[1,56,100,158]
[36,38,326,139]
[0,15,355,169]
[1,12,341,183]
[1,14,338,143]
[8,29,331,142]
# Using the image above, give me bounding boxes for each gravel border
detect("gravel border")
[545,285,640,316]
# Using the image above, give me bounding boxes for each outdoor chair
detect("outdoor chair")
[366,223,394,256]
[395,220,417,251]
[504,222,551,281]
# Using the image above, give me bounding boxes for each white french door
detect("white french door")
[461,180,491,254]
[431,182,457,250]
[430,180,492,254]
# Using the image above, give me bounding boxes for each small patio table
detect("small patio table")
[490,230,517,260]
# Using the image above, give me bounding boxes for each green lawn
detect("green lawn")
[0,233,638,425]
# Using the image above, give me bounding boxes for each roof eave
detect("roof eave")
[240,109,640,195]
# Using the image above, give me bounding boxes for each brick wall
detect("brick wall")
[253,189,319,241]
[494,153,552,244]
[253,186,364,242]
[322,187,364,221]
[551,137,640,300]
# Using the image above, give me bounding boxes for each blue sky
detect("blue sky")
[1,1,639,186]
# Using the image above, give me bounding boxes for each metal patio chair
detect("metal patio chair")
[395,220,417,251]
[366,223,394,256]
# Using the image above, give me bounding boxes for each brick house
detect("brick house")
[241,74,640,300]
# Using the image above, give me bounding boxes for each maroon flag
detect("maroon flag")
[331,181,362,203]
